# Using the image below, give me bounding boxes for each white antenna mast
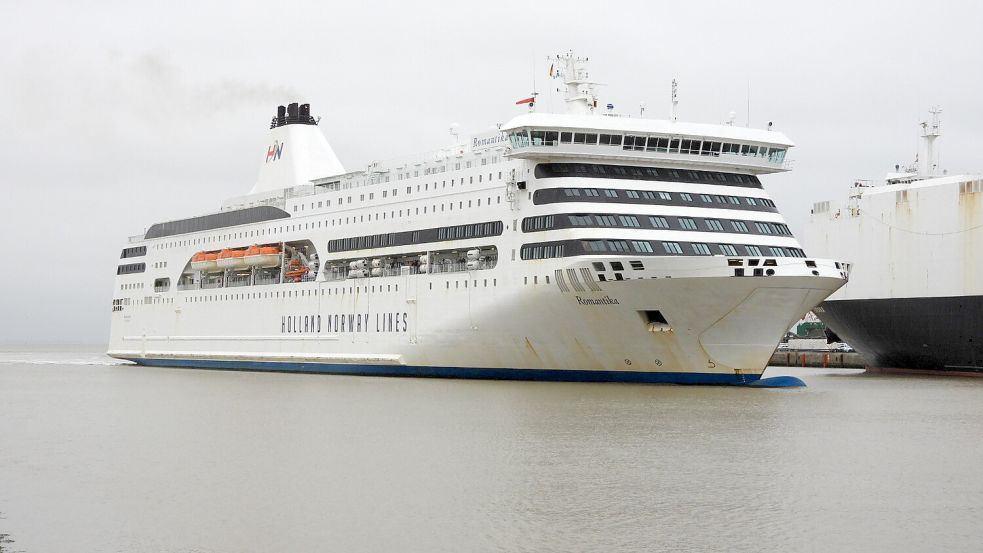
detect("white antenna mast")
[918,107,942,176]
[670,79,678,122]
[746,81,750,127]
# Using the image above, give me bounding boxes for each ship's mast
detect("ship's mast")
[550,51,602,115]
[918,107,942,176]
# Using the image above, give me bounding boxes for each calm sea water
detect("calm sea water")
[1,346,982,553]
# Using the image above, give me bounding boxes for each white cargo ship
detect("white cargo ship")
[108,53,847,384]
[805,110,983,374]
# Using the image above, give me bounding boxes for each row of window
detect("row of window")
[117,262,146,275]
[153,194,506,251]
[534,187,777,212]
[145,206,290,240]
[510,130,788,164]
[328,221,504,253]
[534,163,761,188]
[522,213,792,236]
[298,170,512,213]
[520,239,806,260]
[120,246,146,259]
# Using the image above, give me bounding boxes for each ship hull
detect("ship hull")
[818,296,983,374]
[109,257,844,385]
[127,357,763,384]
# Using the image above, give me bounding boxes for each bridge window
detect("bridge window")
[599,134,622,146]
[623,135,646,151]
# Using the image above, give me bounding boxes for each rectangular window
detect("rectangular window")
[691,243,712,255]
[599,134,622,146]
[619,215,640,227]
[649,216,670,229]
[631,241,654,253]
[582,240,607,252]
[560,132,573,144]
[662,242,683,254]
[607,240,630,252]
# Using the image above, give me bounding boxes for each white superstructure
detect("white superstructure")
[108,53,847,384]
[804,109,983,372]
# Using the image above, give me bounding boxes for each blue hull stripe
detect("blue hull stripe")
[125,357,764,386]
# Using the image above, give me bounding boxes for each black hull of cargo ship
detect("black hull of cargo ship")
[817,296,983,374]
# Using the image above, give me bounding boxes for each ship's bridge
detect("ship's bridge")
[501,113,793,175]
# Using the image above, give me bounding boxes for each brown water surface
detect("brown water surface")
[1,347,981,552]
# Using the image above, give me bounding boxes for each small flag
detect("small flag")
[515,97,535,105]
[548,64,554,77]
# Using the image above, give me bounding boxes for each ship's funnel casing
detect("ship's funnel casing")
[250,109,345,195]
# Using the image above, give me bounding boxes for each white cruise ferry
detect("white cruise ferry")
[108,53,847,385]
[805,110,983,375]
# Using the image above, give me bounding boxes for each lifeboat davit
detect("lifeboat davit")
[190,251,220,272]
[244,244,282,268]
[216,248,248,270]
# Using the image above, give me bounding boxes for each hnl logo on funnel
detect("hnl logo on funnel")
[266,140,285,163]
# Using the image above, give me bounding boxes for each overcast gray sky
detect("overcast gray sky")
[2,0,981,345]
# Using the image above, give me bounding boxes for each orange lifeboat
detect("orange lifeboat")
[285,267,309,282]
[244,244,282,268]
[216,248,248,270]
[190,251,220,272]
